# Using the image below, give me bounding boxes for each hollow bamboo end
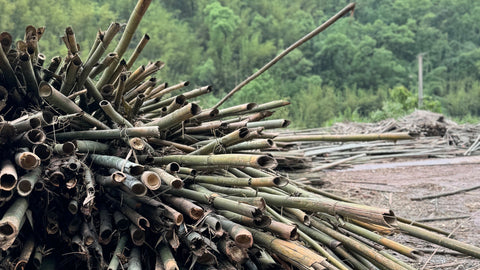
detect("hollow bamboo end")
[171,178,184,189]
[17,180,32,197]
[0,174,17,191]
[15,152,41,170]
[141,171,161,190]
[234,232,253,249]
[131,182,148,196]
[38,82,53,98]
[273,176,289,187]
[256,155,277,169]
[129,138,145,151]
[111,171,126,183]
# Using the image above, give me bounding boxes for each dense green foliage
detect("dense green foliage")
[2,0,479,126]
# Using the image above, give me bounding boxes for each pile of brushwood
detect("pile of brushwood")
[0,1,479,269]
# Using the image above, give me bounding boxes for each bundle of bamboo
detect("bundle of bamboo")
[0,1,478,270]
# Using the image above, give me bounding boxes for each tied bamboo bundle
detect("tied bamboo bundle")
[0,2,478,270]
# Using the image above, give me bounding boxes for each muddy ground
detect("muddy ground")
[316,156,480,270]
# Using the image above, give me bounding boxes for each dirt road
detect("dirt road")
[320,156,480,269]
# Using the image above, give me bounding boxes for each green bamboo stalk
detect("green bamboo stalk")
[151,154,277,169]
[108,59,128,86]
[17,167,41,197]
[90,154,144,175]
[0,40,18,89]
[158,244,179,270]
[64,26,78,54]
[378,251,417,270]
[59,54,82,95]
[78,22,121,88]
[214,3,355,109]
[53,126,160,141]
[182,174,288,188]
[168,185,263,219]
[90,52,118,79]
[140,85,211,113]
[162,95,186,116]
[107,234,128,270]
[99,100,133,128]
[225,139,274,152]
[267,206,350,270]
[200,183,396,227]
[275,132,414,142]
[130,93,145,118]
[126,34,150,70]
[311,153,367,172]
[310,218,409,270]
[39,82,109,129]
[0,197,28,250]
[144,103,201,129]
[125,77,155,102]
[339,220,419,259]
[398,221,480,259]
[300,184,453,236]
[85,29,102,64]
[147,81,190,100]
[113,73,127,109]
[247,119,291,129]
[19,52,40,104]
[237,100,290,115]
[43,56,61,82]
[247,227,327,270]
[126,61,164,90]
[97,0,152,89]
[74,140,110,154]
[189,128,250,155]
[128,247,142,270]
[201,102,257,122]
[84,76,105,103]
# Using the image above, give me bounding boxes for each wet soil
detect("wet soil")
[320,157,480,269]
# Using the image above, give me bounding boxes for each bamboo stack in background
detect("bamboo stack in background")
[0,1,478,270]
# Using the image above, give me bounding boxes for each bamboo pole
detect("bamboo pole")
[398,221,480,259]
[97,0,152,89]
[0,197,28,250]
[214,2,355,109]
[184,174,288,188]
[151,154,277,169]
[199,183,396,227]
[90,154,144,175]
[107,234,128,270]
[53,126,160,141]
[310,218,409,270]
[158,243,179,270]
[39,82,109,130]
[17,167,41,196]
[275,132,414,142]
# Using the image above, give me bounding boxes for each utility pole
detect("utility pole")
[418,53,424,109]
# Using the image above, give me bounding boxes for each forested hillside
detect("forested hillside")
[1,0,479,126]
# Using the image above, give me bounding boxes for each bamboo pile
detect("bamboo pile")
[0,1,479,270]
